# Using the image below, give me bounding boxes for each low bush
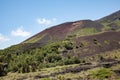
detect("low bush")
[90,68,112,80]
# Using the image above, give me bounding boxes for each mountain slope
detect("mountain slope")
[21,10,120,50]
[72,31,120,57]
[23,20,102,43]
[97,10,120,31]
[20,20,103,50]
[0,10,120,79]
[97,10,120,22]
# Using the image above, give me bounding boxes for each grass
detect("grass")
[1,39,120,80]
[0,64,79,80]
[101,22,111,31]
[53,66,119,80]
[66,27,100,40]
[115,19,120,31]
[0,61,119,80]
[89,68,112,80]
[84,49,120,62]
[1,61,119,80]
[23,34,46,43]
[114,19,120,26]
[101,19,120,31]
[110,64,120,71]
[75,27,98,36]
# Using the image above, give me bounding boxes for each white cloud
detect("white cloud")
[0,34,9,43]
[36,18,56,25]
[11,27,31,37]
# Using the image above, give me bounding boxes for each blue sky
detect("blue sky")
[0,0,120,49]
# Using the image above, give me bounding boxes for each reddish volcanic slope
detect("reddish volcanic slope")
[23,20,103,44]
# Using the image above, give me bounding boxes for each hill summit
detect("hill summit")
[23,20,102,44]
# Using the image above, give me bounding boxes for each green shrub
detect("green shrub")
[57,76,65,80]
[90,68,112,80]
[64,58,73,65]
[73,57,81,64]
[46,54,62,63]
[62,41,73,50]
[0,63,7,76]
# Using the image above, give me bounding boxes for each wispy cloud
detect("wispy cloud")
[36,18,56,25]
[0,33,9,43]
[11,26,31,37]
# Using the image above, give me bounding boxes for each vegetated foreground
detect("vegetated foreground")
[0,10,120,80]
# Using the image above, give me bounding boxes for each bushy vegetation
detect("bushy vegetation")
[90,68,112,80]
[0,63,7,76]
[0,39,82,76]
